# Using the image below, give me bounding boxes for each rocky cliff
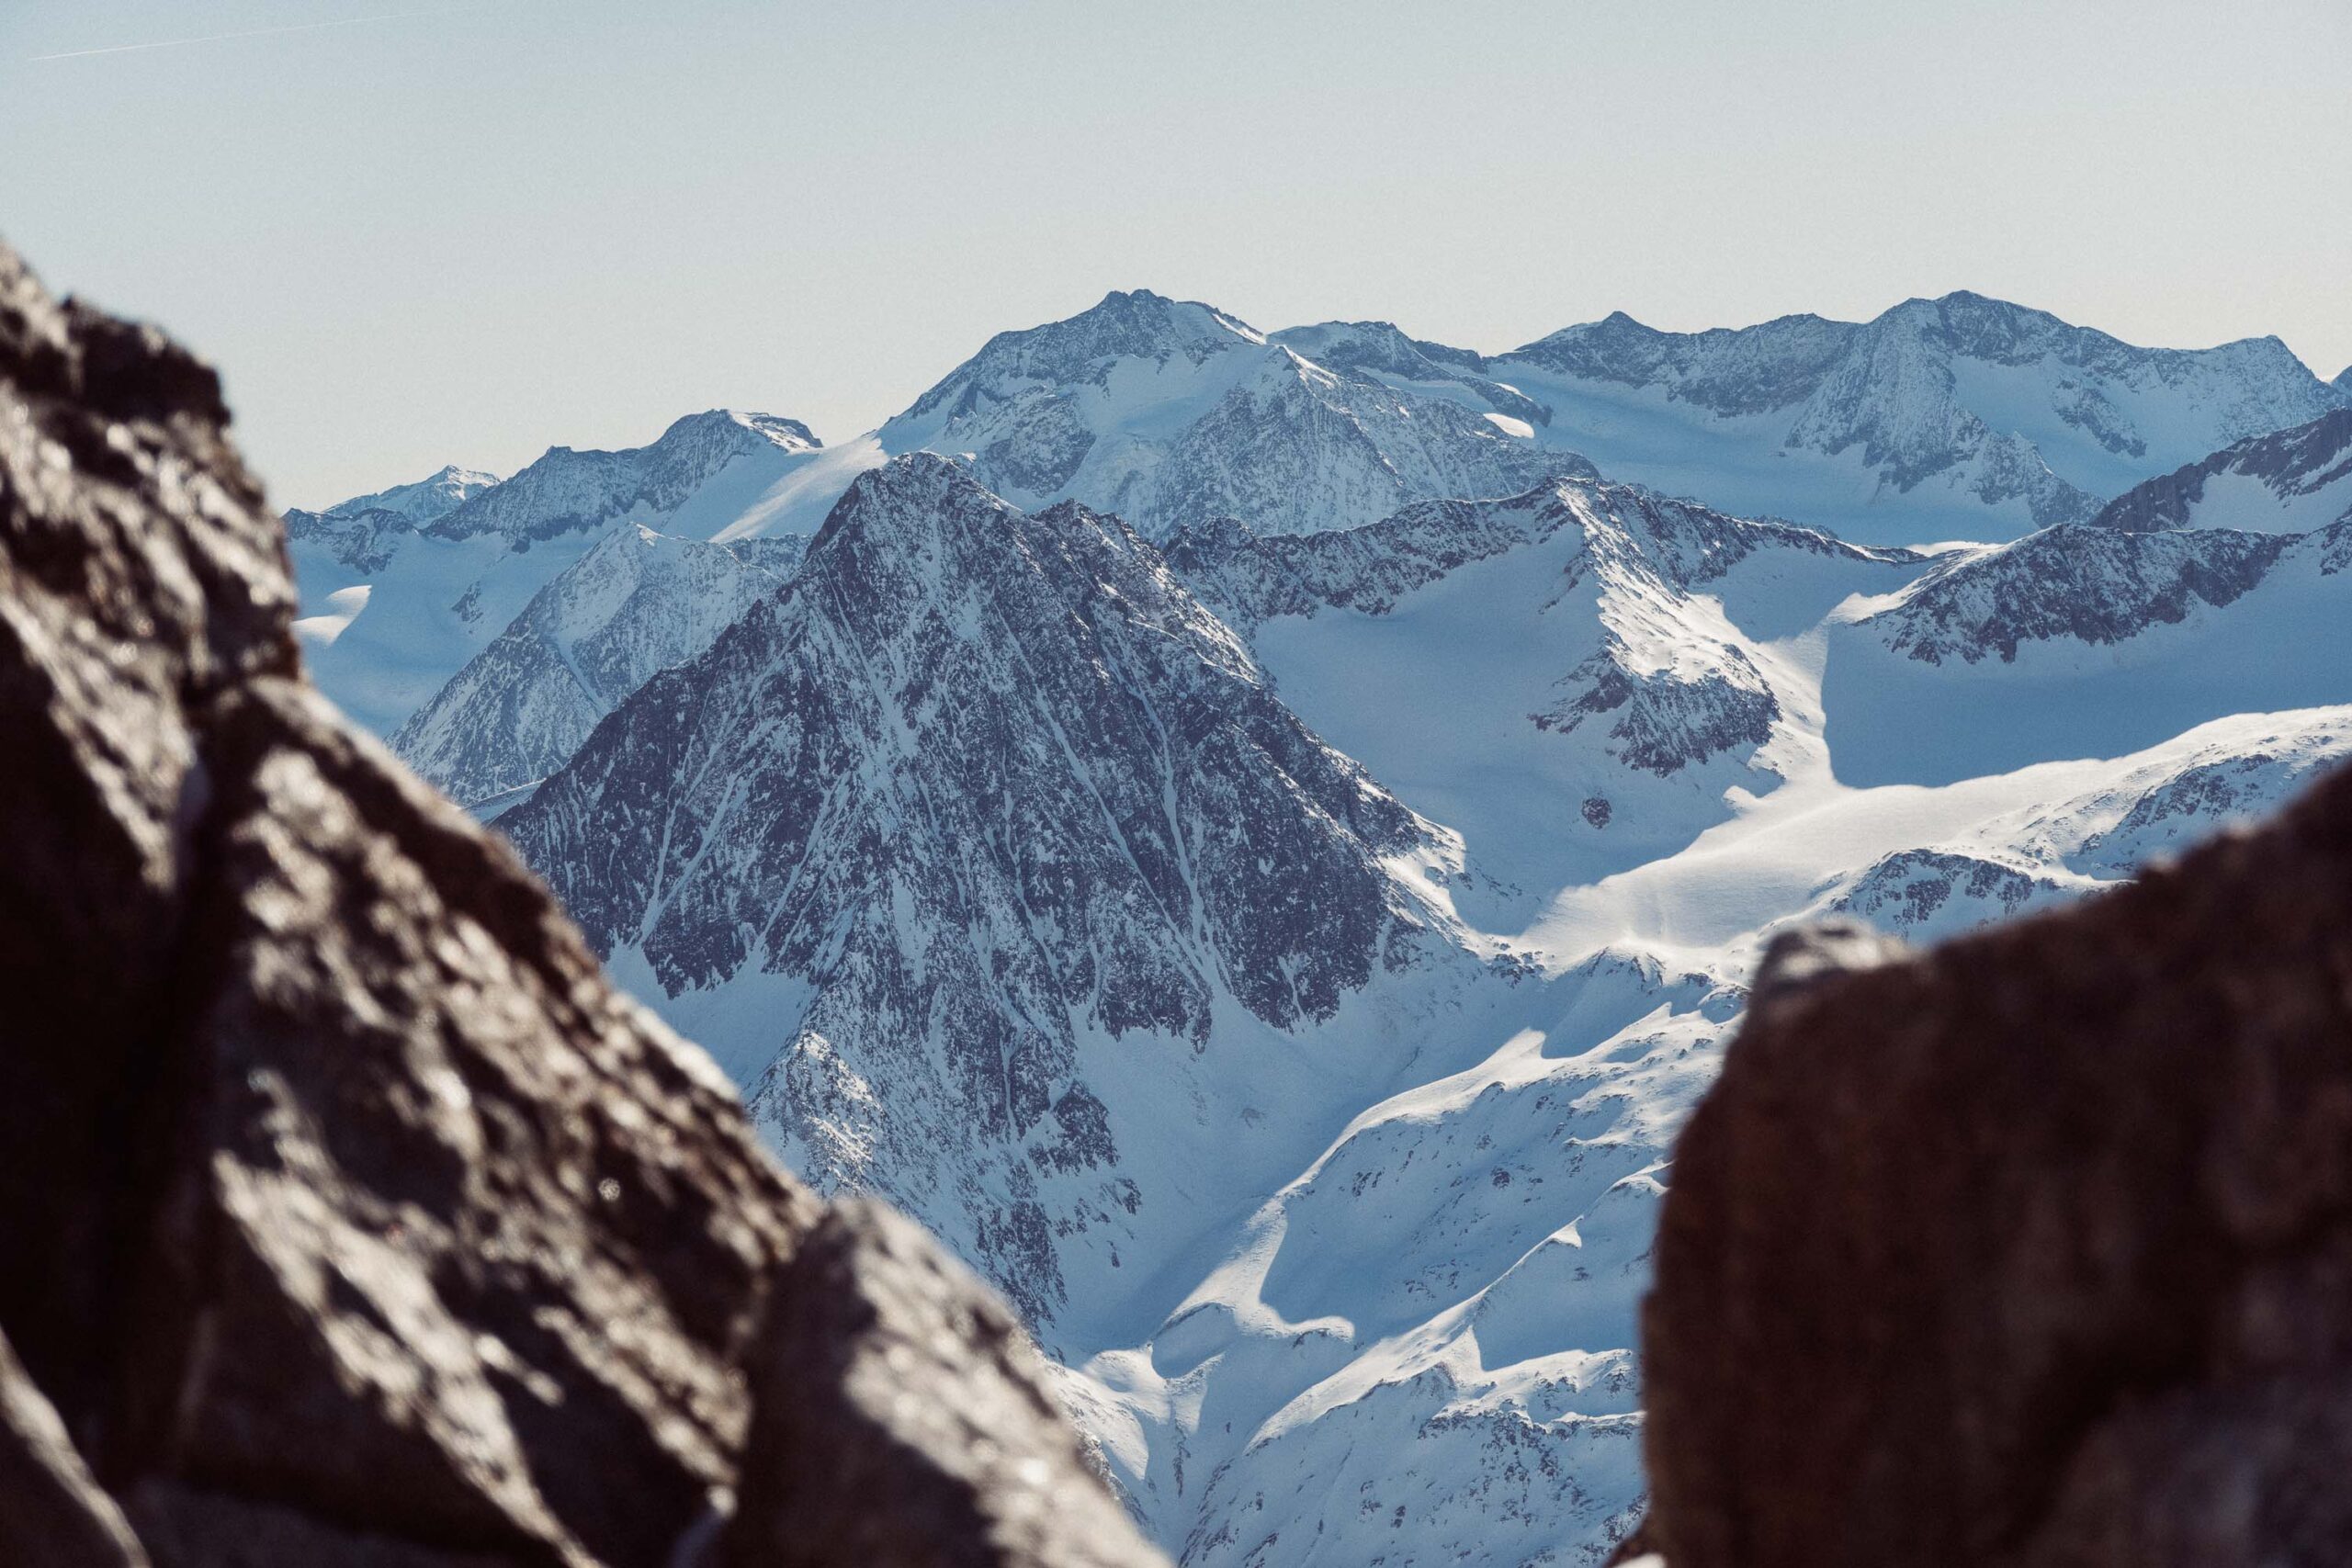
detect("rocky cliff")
[0,243,1163,1567]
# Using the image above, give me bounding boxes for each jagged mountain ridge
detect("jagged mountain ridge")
[391,524,809,809]
[1482,291,2348,541]
[296,288,2347,769]
[498,454,1462,1324]
[305,459,503,525]
[424,410,820,544]
[281,461,501,572]
[902,288,2347,547]
[2088,408,2352,536]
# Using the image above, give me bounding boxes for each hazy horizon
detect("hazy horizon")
[5,0,2346,508]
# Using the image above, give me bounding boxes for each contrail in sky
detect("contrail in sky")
[28,6,475,63]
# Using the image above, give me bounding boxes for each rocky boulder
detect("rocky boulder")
[1637,760,2352,1566]
[0,242,1163,1567]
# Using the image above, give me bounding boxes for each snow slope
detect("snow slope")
[391,524,807,808]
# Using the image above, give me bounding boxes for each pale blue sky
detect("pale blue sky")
[3,0,2345,507]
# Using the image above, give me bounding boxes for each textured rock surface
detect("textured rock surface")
[1637,761,2352,1567]
[1860,523,2290,665]
[0,1330,146,1568]
[0,242,1163,1565]
[723,1201,1152,1568]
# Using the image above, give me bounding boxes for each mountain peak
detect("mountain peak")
[1268,319,1493,377]
[305,462,503,527]
[654,408,821,454]
[425,408,827,544]
[899,291,1265,424]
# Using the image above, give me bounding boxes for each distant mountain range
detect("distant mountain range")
[289,288,2346,751]
[283,290,2352,1567]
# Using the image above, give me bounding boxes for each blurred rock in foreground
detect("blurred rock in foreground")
[1637,763,2352,1565]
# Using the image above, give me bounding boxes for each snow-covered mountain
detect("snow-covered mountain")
[294,289,2344,765]
[424,409,821,543]
[2088,407,2352,535]
[1481,292,2348,542]
[320,460,503,524]
[282,461,502,571]
[391,524,807,809]
[291,410,831,734]
[875,289,1596,537]
[498,456,1468,1305]
[1821,514,2352,785]
[275,288,2352,1568]
[476,445,2352,1566]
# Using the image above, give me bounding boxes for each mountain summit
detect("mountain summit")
[1491,291,2347,539]
[880,291,1594,536]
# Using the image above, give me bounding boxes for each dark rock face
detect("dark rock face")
[0,1330,145,1568]
[723,1202,1151,1568]
[1542,651,1780,778]
[0,243,1163,1566]
[1866,523,2288,665]
[1637,760,2352,1568]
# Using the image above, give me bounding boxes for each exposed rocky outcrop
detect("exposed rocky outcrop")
[722,1202,1152,1568]
[0,243,1163,1566]
[2087,408,2352,536]
[1860,523,2290,665]
[1635,760,2352,1567]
